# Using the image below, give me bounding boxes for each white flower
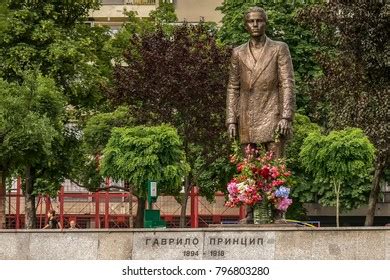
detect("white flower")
[237,182,248,192]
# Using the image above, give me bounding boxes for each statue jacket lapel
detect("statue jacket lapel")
[240,37,277,90]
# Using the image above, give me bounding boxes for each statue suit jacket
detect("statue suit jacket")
[226,36,295,144]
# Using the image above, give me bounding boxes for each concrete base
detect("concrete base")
[209,223,298,228]
[0,227,389,260]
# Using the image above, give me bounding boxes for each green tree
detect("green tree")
[83,106,134,156]
[68,106,134,191]
[108,2,178,64]
[0,0,110,107]
[300,128,375,227]
[217,0,323,112]
[107,11,154,64]
[284,113,322,220]
[0,74,65,228]
[109,23,230,227]
[149,1,177,24]
[0,0,9,32]
[298,0,389,225]
[100,125,190,227]
[62,106,135,226]
[286,114,322,168]
[0,0,112,228]
[193,144,236,202]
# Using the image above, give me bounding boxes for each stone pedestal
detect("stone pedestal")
[209,223,298,228]
[0,227,389,260]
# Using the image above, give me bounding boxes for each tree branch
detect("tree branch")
[68,179,131,192]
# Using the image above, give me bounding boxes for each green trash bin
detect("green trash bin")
[144,209,166,228]
[144,181,166,228]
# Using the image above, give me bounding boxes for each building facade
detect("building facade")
[88,0,223,31]
[88,0,158,32]
[174,0,223,23]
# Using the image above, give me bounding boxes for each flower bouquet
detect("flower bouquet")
[225,144,293,224]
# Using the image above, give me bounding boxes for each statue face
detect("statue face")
[245,11,266,38]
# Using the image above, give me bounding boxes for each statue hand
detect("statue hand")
[228,123,237,139]
[276,119,292,137]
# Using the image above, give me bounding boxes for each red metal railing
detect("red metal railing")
[4,178,242,229]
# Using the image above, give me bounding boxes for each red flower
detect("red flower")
[262,184,273,192]
[271,180,285,187]
[252,166,262,175]
[226,144,293,211]
[260,165,270,179]
[256,181,264,188]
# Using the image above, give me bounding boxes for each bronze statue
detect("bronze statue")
[226,7,295,223]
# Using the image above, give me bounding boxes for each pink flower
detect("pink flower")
[229,155,237,164]
[244,144,251,155]
[225,145,293,209]
[270,166,280,179]
[238,194,246,202]
[266,151,274,160]
[262,183,273,192]
[277,198,292,212]
[227,181,238,194]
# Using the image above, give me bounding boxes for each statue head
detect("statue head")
[244,6,267,38]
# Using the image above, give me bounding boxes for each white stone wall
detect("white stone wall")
[1,227,389,260]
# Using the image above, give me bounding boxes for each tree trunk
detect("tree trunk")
[365,158,385,226]
[335,181,340,228]
[135,196,146,228]
[179,177,190,228]
[25,166,37,229]
[125,181,134,228]
[336,193,339,228]
[0,170,6,229]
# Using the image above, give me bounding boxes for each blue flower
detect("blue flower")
[275,186,290,198]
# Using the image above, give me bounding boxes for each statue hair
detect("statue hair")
[244,6,268,22]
